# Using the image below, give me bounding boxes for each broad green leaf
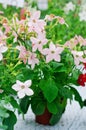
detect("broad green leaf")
[59,87,73,99]
[39,79,58,103]
[71,69,80,81]
[49,111,63,125]
[10,97,20,110]
[0,108,9,118]
[47,102,58,114]
[20,96,30,114]
[56,66,67,72]
[51,62,64,70]
[31,100,45,115]
[0,125,8,130]
[49,98,67,125]
[70,87,83,108]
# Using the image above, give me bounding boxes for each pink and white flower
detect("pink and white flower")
[64,35,86,50]
[72,50,86,66]
[42,42,64,63]
[0,89,3,93]
[45,14,67,25]
[16,45,29,64]
[45,14,55,21]
[0,30,7,44]
[30,35,48,52]
[56,16,66,25]
[28,52,39,69]
[77,35,86,46]
[0,44,8,61]
[28,11,46,35]
[12,80,33,99]
[64,37,78,49]
[3,23,10,34]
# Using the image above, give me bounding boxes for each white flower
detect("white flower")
[12,80,33,99]
[79,11,86,21]
[0,44,8,61]
[37,0,48,10]
[28,52,39,69]
[0,89,3,93]
[42,42,63,63]
[72,51,86,66]
[63,2,75,14]
[80,4,86,12]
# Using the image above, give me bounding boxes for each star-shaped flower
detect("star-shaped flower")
[12,80,33,99]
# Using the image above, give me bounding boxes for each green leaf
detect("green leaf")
[0,125,8,130]
[39,79,58,103]
[0,108,9,118]
[31,99,45,115]
[51,62,64,70]
[3,111,17,130]
[49,111,63,125]
[57,66,67,72]
[49,98,67,125]
[10,97,20,110]
[47,102,58,114]
[20,96,30,114]
[59,87,73,99]
[71,69,80,81]
[70,86,83,108]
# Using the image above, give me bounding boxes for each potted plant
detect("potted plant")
[0,10,86,129]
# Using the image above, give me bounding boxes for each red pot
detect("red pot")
[36,108,52,125]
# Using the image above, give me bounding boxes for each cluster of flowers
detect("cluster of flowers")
[0,10,86,99]
[64,35,86,86]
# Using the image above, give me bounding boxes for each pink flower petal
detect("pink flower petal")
[49,43,55,50]
[54,55,60,62]
[25,88,34,96]
[12,84,21,91]
[31,11,41,20]
[18,90,25,99]
[0,44,8,53]
[16,80,24,86]
[24,80,32,88]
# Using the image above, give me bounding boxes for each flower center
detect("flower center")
[51,50,55,53]
[39,41,41,44]
[21,85,25,89]
[33,19,36,23]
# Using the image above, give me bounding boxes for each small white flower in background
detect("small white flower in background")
[79,11,86,21]
[80,4,86,12]
[0,11,4,15]
[37,0,48,10]
[0,89,3,93]
[63,2,75,14]
[12,80,33,99]
[0,44,8,61]
[2,3,7,9]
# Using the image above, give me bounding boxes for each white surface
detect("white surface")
[15,87,86,130]
[0,0,24,7]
